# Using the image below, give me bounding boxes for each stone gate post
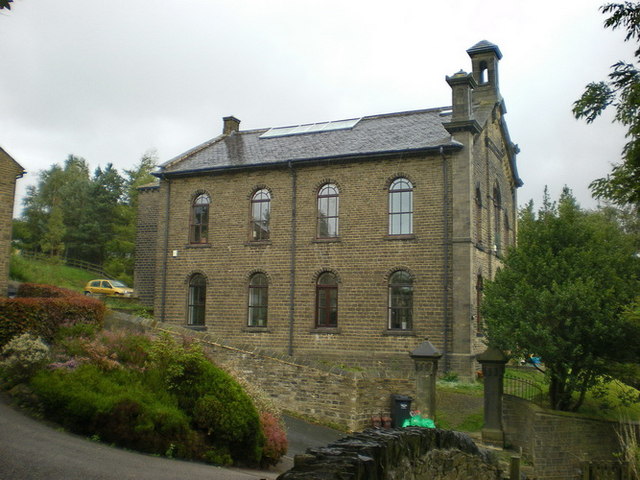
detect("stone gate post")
[410,340,442,419]
[477,346,508,446]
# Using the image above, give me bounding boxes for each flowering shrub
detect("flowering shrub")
[0,333,50,385]
[259,411,288,466]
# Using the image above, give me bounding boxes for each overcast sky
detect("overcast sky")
[1,0,635,217]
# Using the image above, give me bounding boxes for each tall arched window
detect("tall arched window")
[188,274,206,326]
[317,183,339,238]
[476,274,484,333]
[251,189,271,241]
[316,272,338,328]
[190,194,210,244]
[388,271,413,330]
[475,186,483,245]
[493,186,502,254]
[389,178,413,235]
[248,273,268,327]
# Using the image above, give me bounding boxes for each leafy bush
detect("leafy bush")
[30,364,199,455]
[21,331,275,467]
[17,283,81,298]
[147,334,264,465]
[0,283,105,347]
[259,411,288,467]
[0,333,50,386]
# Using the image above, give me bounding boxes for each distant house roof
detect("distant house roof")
[158,107,463,177]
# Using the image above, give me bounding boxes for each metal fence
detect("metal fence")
[19,250,113,279]
[503,373,544,404]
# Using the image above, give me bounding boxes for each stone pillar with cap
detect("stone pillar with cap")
[410,340,442,419]
[477,346,508,446]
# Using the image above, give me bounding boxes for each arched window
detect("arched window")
[475,186,483,245]
[190,194,210,244]
[389,178,413,235]
[248,273,268,327]
[316,272,338,328]
[388,271,413,330]
[479,61,489,84]
[476,274,484,333]
[251,189,271,241]
[187,274,206,326]
[493,186,502,254]
[317,184,339,238]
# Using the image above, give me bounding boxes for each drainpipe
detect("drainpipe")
[440,146,451,372]
[160,175,171,323]
[288,161,297,356]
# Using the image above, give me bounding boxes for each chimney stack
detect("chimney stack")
[446,70,476,122]
[223,116,241,135]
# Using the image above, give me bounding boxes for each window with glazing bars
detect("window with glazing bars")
[389,178,413,235]
[316,272,338,327]
[188,274,206,326]
[190,194,210,243]
[388,271,413,330]
[248,273,268,327]
[317,184,339,238]
[251,189,271,241]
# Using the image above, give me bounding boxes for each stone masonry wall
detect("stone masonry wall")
[152,155,449,372]
[277,427,502,480]
[134,185,160,307]
[0,151,22,297]
[503,395,628,479]
[106,312,416,431]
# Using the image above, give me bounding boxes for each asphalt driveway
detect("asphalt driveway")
[0,394,344,480]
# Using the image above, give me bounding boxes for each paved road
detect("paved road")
[0,396,277,480]
[0,395,345,480]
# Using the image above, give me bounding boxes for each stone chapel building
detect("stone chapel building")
[135,40,522,377]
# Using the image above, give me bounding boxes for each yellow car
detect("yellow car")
[84,279,135,297]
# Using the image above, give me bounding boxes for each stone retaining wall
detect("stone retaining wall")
[503,395,632,479]
[277,427,502,480]
[106,312,417,431]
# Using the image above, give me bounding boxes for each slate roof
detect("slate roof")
[159,107,463,176]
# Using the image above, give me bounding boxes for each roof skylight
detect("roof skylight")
[260,118,361,139]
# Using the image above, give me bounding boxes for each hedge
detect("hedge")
[0,283,105,347]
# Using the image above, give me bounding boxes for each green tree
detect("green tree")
[482,188,640,411]
[573,2,640,206]
[40,203,65,257]
[103,151,157,283]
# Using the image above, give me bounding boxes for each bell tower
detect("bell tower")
[466,40,502,105]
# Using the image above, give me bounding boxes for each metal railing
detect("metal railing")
[503,373,544,404]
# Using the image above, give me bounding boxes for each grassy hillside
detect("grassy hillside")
[9,254,151,316]
[10,254,96,292]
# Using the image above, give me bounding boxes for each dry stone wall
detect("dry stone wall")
[277,427,502,480]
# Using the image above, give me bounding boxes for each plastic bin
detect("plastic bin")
[390,394,412,428]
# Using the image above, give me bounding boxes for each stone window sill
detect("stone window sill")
[244,240,272,247]
[313,237,341,244]
[385,234,416,241]
[383,329,415,336]
[310,327,341,334]
[185,325,207,331]
[185,243,212,249]
[242,326,271,333]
